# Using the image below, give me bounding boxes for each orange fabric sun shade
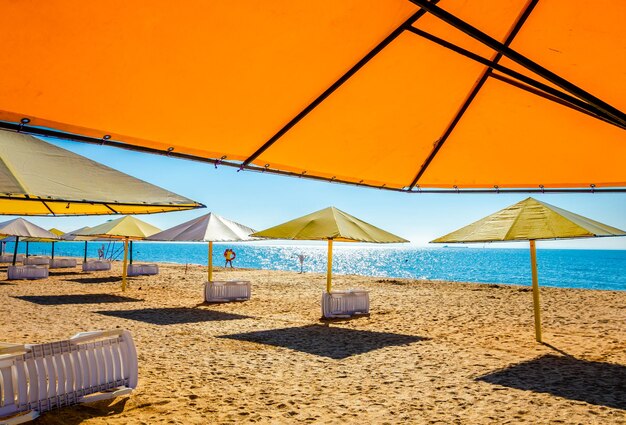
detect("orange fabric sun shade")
[0,1,624,192]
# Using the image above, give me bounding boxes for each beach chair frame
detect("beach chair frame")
[321,289,370,318]
[81,260,112,272]
[205,280,251,302]
[0,255,25,264]
[6,266,48,281]
[21,257,50,266]
[127,264,159,276]
[0,330,138,424]
[49,258,77,269]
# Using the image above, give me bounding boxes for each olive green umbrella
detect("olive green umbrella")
[252,207,408,292]
[78,216,161,291]
[431,197,626,342]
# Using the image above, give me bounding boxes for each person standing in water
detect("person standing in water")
[296,254,306,273]
[224,248,236,268]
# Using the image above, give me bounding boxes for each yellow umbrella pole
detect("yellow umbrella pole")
[529,240,542,342]
[208,241,213,282]
[122,237,129,292]
[326,239,333,293]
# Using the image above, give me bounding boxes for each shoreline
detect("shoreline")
[1,262,625,423]
[6,252,626,293]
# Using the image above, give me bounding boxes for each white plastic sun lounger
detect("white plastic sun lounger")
[49,258,77,269]
[0,330,138,425]
[0,255,25,264]
[7,266,48,281]
[321,289,370,318]
[205,280,251,302]
[82,260,112,272]
[21,257,50,266]
[127,264,159,276]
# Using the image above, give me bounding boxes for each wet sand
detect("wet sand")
[1,262,624,424]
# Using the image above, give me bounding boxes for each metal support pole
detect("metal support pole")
[25,241,29,257]
[122,237,129,292]
[130,240,133,264]
[84,241,88,262]
[208,241,213,282]
[51,242,55,259]
[326,239,333,293]
[530,240,542,342]
[12,236,19,266]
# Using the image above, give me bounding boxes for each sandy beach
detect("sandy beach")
[1,261,624,424]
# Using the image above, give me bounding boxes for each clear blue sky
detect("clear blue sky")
[16,137,626,250]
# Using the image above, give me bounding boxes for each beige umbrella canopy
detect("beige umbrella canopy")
[431,197,626,342]
[78,216,162,291]
[61,227,97,242]
[61,227,108,262]
[252,207,408,292]
[0,218,58,265]
[147,213,256,281]
[0,130,204,215]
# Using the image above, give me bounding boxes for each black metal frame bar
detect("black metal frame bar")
[240,6,435,167]
[0,2,623,195]
[404,27,621,127]
[488,72,618,126]
[408,0,626,127]
[408,0,538,189]
[40,200,55,215]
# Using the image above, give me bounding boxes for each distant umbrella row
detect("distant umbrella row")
[2,198,624,340]
[0,207,408,292]
[0,132,624,339]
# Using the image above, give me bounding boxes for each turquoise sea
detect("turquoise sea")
[4,241,625,291]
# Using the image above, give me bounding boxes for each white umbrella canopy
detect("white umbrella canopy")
[61,226,110,263]
[61,226,98,242]
[0,218,57,239]
[0,218,58,265]
[147,213,256,242]
[147,213,257,281]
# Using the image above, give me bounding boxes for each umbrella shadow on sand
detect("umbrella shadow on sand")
[219,325,427,360]
[48,270,84,277]
[96,307,253,325]
[477,354,626,410]
[13,294,142,305]
[64,276,124,284]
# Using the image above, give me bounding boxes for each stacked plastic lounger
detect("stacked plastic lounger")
[127,264,159,276]
[205,281,251,302]
[22,257,50,266]
[49,258,77,269]
[0,330,138,424]
[321,289,370,318]
[82,261,112,272]
[0,255,25,264]
[7,266,48,280]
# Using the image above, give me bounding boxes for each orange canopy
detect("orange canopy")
[0,1,624,192]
